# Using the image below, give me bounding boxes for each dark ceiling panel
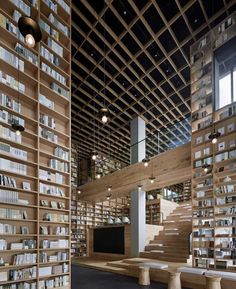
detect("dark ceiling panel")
[71,0,233,164]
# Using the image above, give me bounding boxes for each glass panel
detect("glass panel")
[219,73,231,108]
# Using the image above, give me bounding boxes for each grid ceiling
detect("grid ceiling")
[71,0,235,164]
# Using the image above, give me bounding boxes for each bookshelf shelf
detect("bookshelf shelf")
[191,12,236,271]
[0,0,71,287]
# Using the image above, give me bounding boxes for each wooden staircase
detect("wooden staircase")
[140,201,192,263]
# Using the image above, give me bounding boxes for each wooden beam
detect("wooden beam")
[78,142,191,202]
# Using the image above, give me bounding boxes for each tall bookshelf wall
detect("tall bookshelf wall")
[71,197,130,257]
[191,12,236,271]
[0,0,71,288]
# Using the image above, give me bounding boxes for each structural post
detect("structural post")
[130,116,146,164]
[130,116,146,257]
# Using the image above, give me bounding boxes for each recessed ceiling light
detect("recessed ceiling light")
[123,11,127,15]
[154,54,158,57]
[194,18,198,23]
[91,53,94,57]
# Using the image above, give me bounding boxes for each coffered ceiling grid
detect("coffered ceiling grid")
[71,0,235,164]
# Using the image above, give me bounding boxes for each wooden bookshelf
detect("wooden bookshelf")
[191,12,236,271]
[0,0,71,288]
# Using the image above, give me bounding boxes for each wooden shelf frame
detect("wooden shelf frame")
[0,0,71,288]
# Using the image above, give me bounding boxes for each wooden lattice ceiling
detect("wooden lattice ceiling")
[71,0,235,164]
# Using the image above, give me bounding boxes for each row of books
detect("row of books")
[41,62,67,86]
[0,189,29,205]
[0,125,22,144]
[57,0,70,14]
[10,0,31,17]
[0,141,27,160]
[215,218,236,226]
[39,182,65,197]
[49,159,69,172]
[39,113,56,129]
[0,71,25,93]
[0,282,36,289]
[39,263,68,276]
[193,209,214,218]
[50,82,69,100]
[9,266,37,281]
[13,253,37,265]
[43,0,57,13]
[0,174,17,187]
[39,127,58,143]
[0,93,21,113]
[39,19,59,42]
[40,199,65,210]
[194,228,214,238]
[39,94,55,110]
[48,13,69,37]
[38,275,69,289]
[47,38,63,58]
[40,45,59,66]
[216,184,235,194]
[43,213,68,223]
[0,46,24,71]
[0,239,7,250]
[0,208,27,220]
[15,43,38,66]
[12,240,36,250]
[54,147,69,161]
[39,251,68,263]
[40,226,68,236]
[0,157,27,175]
[0,223,16,234]
[39,169,64,184]
[41,239,68,249]
[0,109,25,128]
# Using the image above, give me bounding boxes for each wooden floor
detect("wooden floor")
[72,257,236,289]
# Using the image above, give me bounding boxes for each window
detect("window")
[215,37,236,110]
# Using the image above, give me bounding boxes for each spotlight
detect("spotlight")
[18,17,42,48]
[142,157,150,167]
[107,185,112,192]
[96,172,101,179]
[208,131,221,144]
[106,194,112,200]
[149,176,155,184]
[11,123,25,136]
[91,151,98,161]
[100,108,109,124]
[77,190,81,194]
[137,184,143,190]
[202,163,210,173]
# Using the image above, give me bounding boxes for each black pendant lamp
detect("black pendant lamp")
[18,16,42,48]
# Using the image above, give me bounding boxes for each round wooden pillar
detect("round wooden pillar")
[168,271,181,289]
[205,275,221,289]
[138,266,150,286]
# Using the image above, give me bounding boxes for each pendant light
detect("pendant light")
[91,150,98,161]
[149,133,156,184]
[100,107,109,124]
[208,130,221,144]
[18,16,42,48]
[96,172,101,179]
[137,184,143,190]
[202,163,210,173]
[107,185,112,192]
[106,193,112,200]
[100,8,109,124]
[142,157,150,167]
